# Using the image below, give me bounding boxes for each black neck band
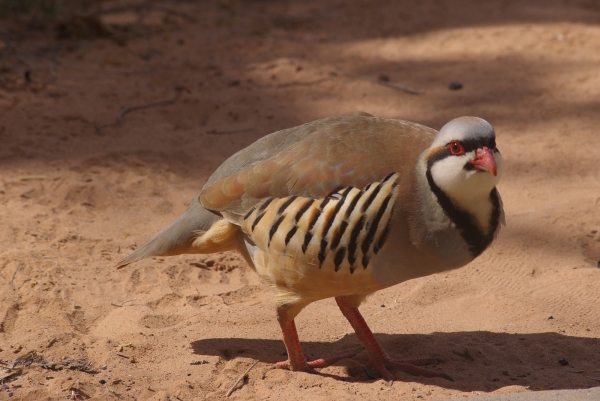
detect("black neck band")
[425,169,500,257]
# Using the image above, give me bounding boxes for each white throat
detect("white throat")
[429,151,504,233]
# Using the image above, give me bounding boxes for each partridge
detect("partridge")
[116,113,504,382]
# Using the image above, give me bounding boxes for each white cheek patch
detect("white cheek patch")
[429,152,502,232]
[431,154,501,198]
[429,154,473,198]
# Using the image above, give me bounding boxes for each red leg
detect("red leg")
[335,296,452,382]
[275,307,355,371]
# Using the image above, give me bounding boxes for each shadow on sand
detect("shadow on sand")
[192,330,600,391]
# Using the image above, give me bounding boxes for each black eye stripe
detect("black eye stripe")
[428,136,496,170]
[448,137,496,153]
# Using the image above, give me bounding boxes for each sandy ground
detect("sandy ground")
[1,0,600,400]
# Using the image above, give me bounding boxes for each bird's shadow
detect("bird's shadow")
[191,331,600,391]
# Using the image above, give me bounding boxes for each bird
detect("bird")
[115,113,504,382]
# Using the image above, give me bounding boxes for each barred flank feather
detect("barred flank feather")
[241,173,399,274]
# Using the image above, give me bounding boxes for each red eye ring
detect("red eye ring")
[448,140,465,155]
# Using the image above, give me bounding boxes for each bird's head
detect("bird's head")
[425,117,503,203]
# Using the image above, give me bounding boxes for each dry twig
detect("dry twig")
[335,67,422,95]
[9,264,21,291]
[226,360,259,397]
[0,367,22,381]
[117,98,177,126]
[7,351,94,372]
[111,299,136,307]
[117,343,133,352]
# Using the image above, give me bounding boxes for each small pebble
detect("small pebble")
[558,358,569,366]
[99,379,106,384]
[448,82,463,91]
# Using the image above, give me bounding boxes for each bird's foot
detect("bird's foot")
[334,297,453,383]
[365,356,453,383]
[275,352,356,372]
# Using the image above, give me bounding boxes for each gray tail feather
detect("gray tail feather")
[115,197,221,269]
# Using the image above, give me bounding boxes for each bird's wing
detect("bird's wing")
[200,116,436,219]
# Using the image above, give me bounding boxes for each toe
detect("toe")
[274,360,291,370]
[307,352,355,369]
[274,359,319,374]
[369,360,395,382]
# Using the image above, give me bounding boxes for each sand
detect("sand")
[1,0,599,400]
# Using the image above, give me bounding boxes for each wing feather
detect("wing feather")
[200,117,436,218]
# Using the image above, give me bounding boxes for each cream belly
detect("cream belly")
[249,244,385,308]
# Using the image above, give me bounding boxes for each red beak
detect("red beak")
[469,147,497,176]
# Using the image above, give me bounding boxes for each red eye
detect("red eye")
[448,140,465,155]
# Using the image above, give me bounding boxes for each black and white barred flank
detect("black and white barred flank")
[241,173,399,274]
